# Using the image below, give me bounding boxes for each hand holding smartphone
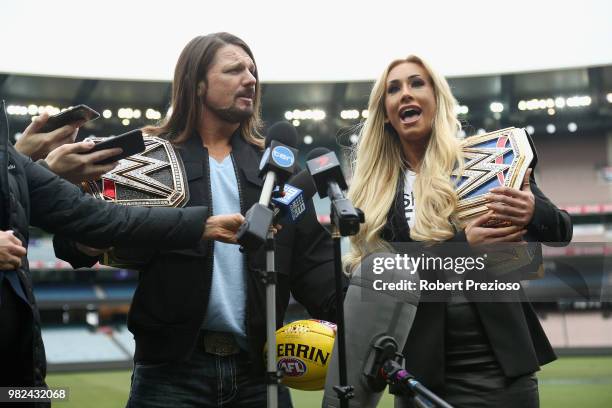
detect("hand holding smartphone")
[88,129,146,165]
[39,104,100,133]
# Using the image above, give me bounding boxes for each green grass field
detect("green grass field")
[46,356,612,407]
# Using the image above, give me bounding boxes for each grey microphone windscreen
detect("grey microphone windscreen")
[322,252,420,408]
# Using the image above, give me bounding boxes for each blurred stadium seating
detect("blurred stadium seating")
[1,62,609,370]
[42,326,131,371]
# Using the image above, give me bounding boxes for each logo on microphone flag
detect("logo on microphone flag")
[315,155,330,167]
[271,146,295,167]
[272,184,306,221]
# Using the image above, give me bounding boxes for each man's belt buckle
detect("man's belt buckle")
[203,332,240,357]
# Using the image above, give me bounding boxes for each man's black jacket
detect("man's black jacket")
[0,101,207,389]
[382,169,573,391]
[54,132,338,373]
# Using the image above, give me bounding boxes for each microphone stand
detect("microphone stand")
[240,190,283,408]
[264,225,282,408]
[263,192,289,408]
[330,204,364,408]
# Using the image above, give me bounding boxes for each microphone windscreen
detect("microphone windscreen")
[287,169,317,200]
[322,252,420,408]
[265,121,298,148]
[306,147,331,162]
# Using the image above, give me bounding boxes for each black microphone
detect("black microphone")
[305,147,346,200]
[237,122,299,250]
[259,121,299,185]
[322,252,421,408]
[305,148,361,236]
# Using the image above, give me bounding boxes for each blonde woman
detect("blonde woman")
[346,56,572,407]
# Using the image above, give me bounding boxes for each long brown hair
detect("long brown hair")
[144,32,264,148]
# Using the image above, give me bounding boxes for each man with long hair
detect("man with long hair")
[56,33,337,407]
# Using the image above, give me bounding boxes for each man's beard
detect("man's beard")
[202,96,254,124]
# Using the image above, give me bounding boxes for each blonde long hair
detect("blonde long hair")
[345,55,463,273]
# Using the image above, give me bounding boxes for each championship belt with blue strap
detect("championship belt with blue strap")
[454,127,542,278]
[454,127,535,223]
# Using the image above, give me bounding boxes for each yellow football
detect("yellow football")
[269,319,336,391]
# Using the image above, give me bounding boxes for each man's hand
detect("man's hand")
[44,140,121,184]
[465,211,527,247]
[486,169,535,227]
[15,112,80,160]
[202,214,245,244]
[0,230,27,270]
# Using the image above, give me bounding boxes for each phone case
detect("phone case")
[39,104,100,133]
[90,129,145,165]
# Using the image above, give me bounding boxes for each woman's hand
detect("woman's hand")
[485,169,535,227]
[0,230,27,270]
[465,212,527,247]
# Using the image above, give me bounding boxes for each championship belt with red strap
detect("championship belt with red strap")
[83,135,189,267]
[84,135,189,207]
[453,127,542,278]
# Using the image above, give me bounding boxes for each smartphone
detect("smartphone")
[89,129,145,165]
[39,104,100,133]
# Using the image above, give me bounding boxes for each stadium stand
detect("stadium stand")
[2,61,608,371]
[42,326,131,370]
[541,311,612,348]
